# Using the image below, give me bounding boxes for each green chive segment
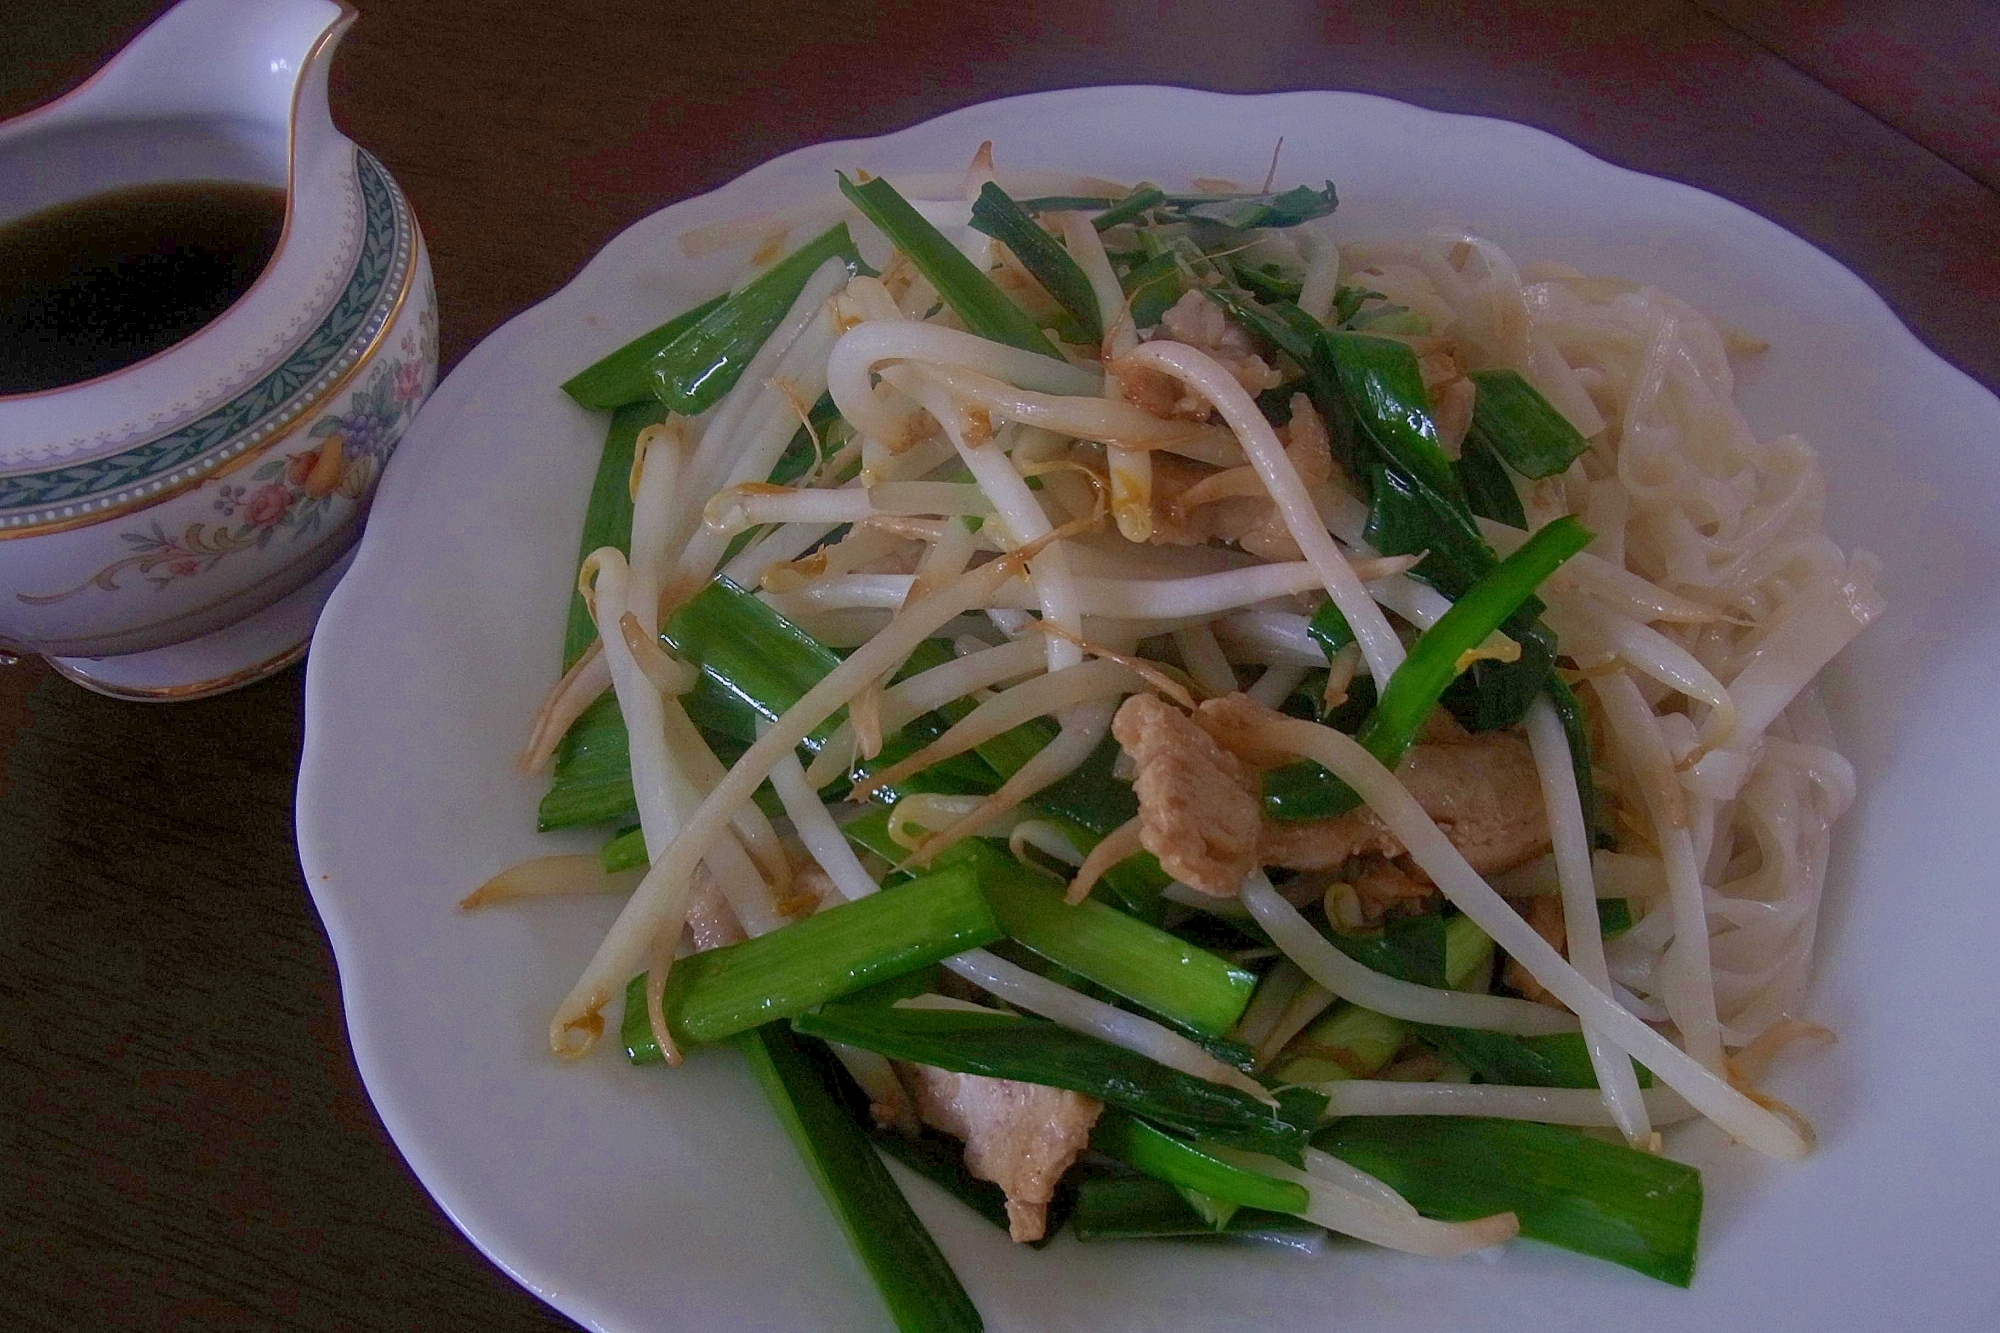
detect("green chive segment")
[622,863,1000,1057]
[838,173,1062,359]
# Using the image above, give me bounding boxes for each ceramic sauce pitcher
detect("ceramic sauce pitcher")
[0,0,434,699]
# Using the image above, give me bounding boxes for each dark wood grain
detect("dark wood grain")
[1696,0,2000,194]
[3,2,1997,1330]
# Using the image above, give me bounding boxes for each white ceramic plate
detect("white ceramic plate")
[297,88,2000,1332]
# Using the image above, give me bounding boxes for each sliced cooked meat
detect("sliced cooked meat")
[1147,397,1334,559]
[1257,729,1551,877]
[1503,893,1569,1008]
[1112,693,1262,897]
[905,1064,1102,1242]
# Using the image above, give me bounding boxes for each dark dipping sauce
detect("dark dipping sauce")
[0,180,287,396]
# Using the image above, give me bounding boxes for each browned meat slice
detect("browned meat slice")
[1352,859,1440,923]
[1157,291,1284,395]
[1112,693,1262,897]
[1258,730,1551,876]
[905,1064,1102,1242]
[1146,397,1335,558]
[1503,894,1568,1008]
[1144,453,1263,546]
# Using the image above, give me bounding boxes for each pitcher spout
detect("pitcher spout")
[6,0,355,141]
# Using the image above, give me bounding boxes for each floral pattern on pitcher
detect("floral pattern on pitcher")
[14,342,433,606]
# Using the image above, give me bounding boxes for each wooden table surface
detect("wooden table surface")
[4,2,1997,1328]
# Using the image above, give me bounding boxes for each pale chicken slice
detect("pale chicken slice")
[1111,693,1263,897]
[903,1064,1102,1242]
[1256,728,1552,877]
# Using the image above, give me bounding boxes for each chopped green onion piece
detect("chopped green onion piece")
[539,690,641,831]
[1332,285,1385,326]
[1262,517,1593,821]
[560,295,726,411]
[969,183,1103,343]
[1598,897,1634,937]
[660,577,843,742]
[1362,518,1588,755]
[1092,1111,1310,1214]
[1359,461,1499,599]
[842,812,1253,1037]
[1174,182,1339,230]
[1268,1001,1406,1086]
[602,824,646,873]
[737,1024,985,1331]
[1323,332,1464,509]
[1071,1175,1325,1242]
[1321,913,1447,988]
[793,1005,1321,1163]
[560,401,664,667]
[1443,615,1558,734]
[623,863,1000,1057]
[1315,1117,1703,1286]
[1269,915,1494,1084]
[838,173,1061,359]
[1414,1026,1653,1090]
[1089,185,1166,230]
[1467,368,1592,479]
[1018,183,1335,232]
[1305,595,1354,659]
[650,223,861,413]
[1457,430,1529,528]
[1120,252,1184,327]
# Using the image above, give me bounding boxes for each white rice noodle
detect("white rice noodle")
[1209,1146,1518,1257]
[549,543,1039,1051]
[1546,599,1738,745]
[1242,874,1579,1037]
[1238,710,1809,1160]
[1591,670,1726,1072]
[942,948,1274,1102]
[1478,520,1721,626]
[1723,557,1882,748]
[1118,341,1406,689]
[1313,1080,1697,1127]
[1525,696,1652,1145]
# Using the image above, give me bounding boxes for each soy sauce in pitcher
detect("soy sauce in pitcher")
[0,180,287,395]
